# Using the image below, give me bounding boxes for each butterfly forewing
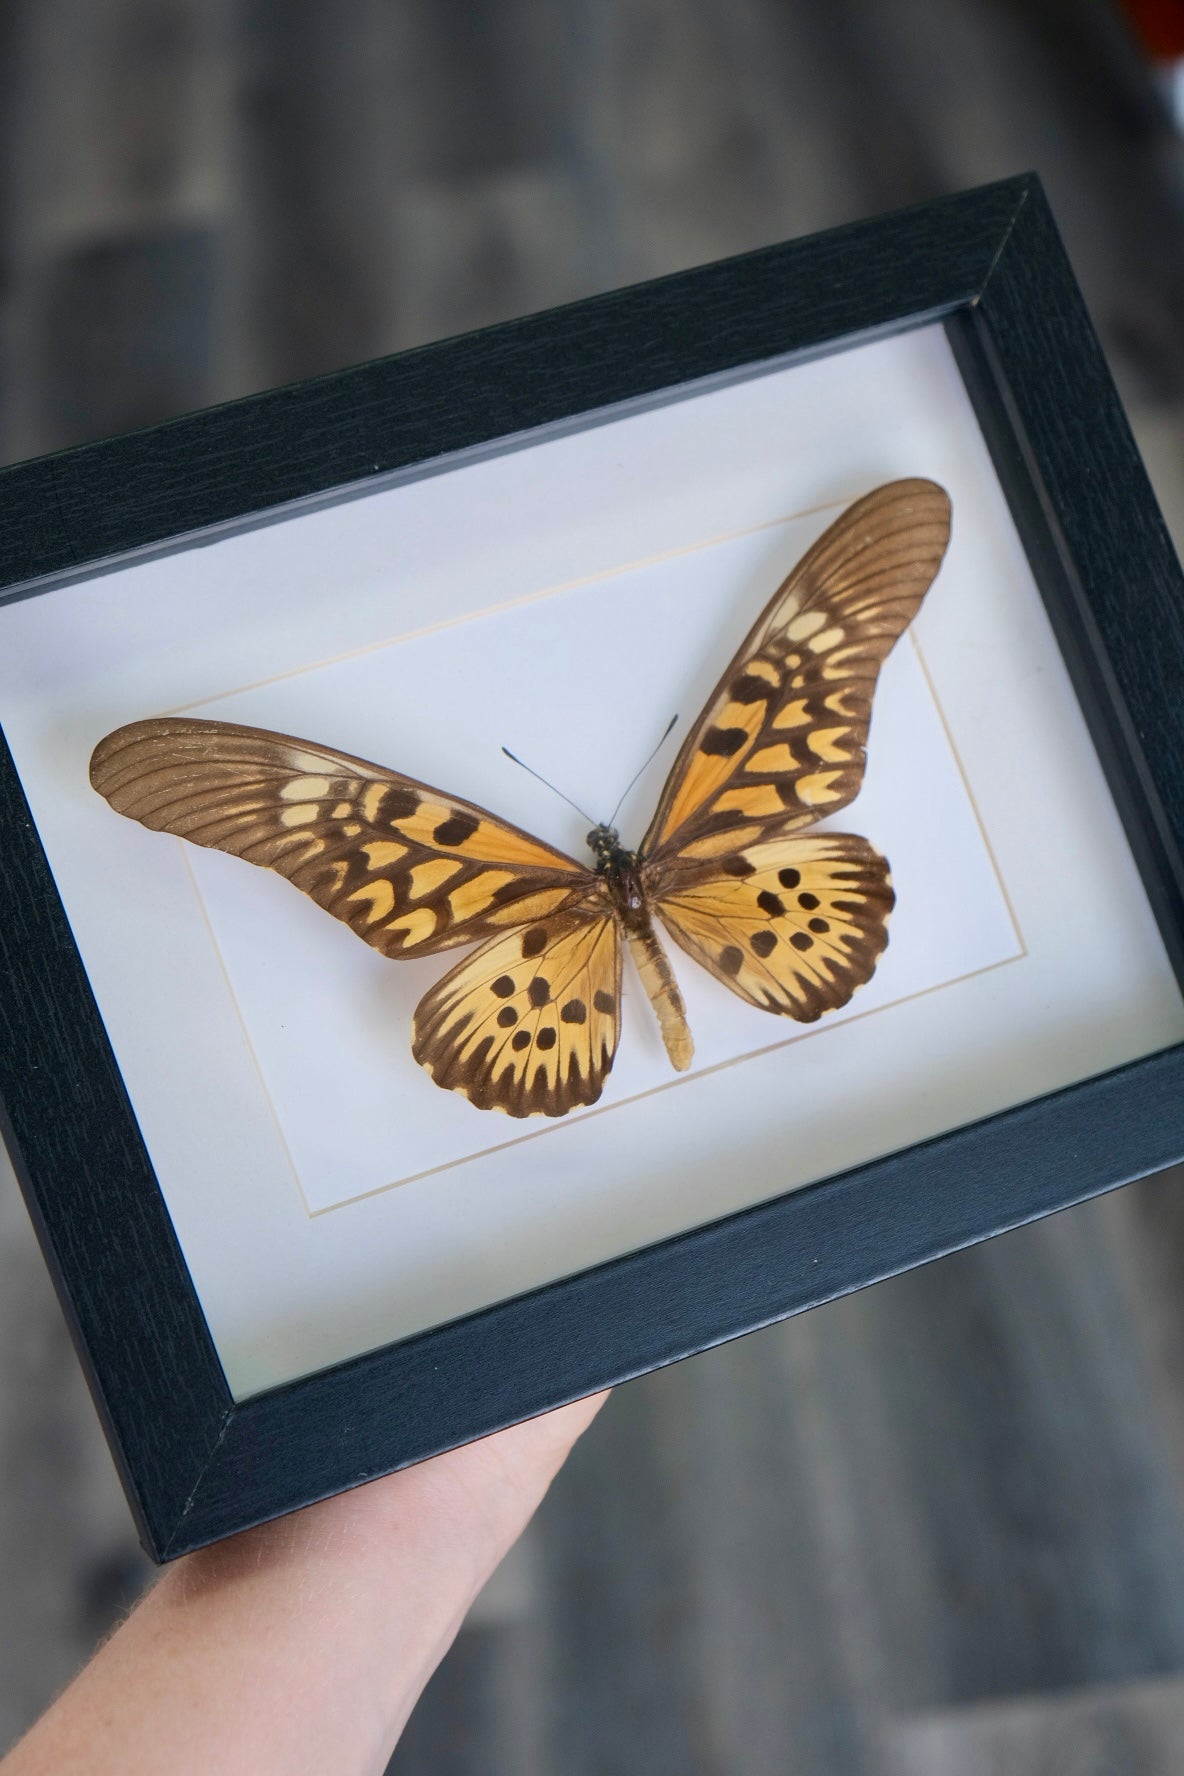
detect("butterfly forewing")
[642,479,951,860]
[89,718,591,958]
[651,833,893,1022]
[412,905,622,1116]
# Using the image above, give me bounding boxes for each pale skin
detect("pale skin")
[1,1393,607,1776]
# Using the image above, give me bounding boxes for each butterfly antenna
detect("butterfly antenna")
[501,747,596,825]
[608,713,679,826]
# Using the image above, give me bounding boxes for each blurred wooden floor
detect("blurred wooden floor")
[3,1,1184,1771]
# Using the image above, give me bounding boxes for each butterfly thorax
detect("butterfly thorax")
[586,822,627,869]
[587,825,648,931]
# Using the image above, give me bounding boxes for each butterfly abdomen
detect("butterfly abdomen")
[597,843,694,1073]
[625,924,694,1072]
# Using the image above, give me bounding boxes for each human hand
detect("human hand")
[2,1392,608,1776]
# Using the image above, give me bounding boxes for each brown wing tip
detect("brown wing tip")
[873,476,950,501]
[90,721,146,788]
[887,477,951,540]
[89,723,164,804]
[89,717,212,794]
[852,477,951,532]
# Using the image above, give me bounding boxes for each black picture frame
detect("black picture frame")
[3,173,1184,1562]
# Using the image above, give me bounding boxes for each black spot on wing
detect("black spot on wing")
[497,1007,518,1027]
[594,989,616,1015]
[521,927,549,958]
[536,1027,557,1051]
[491,975,515,998]
[528,978,551,1007]
[790,932,813,951]
[730,673,774,704]
[721,855,755,877]
[701,726,748,758]
[561,1000,587,1024]
[750,930,777,958]
[778,868,801,888]
[377,786,419,822]
[434,812,479,846]
[511,1029,531,1051]
[720,945,744,976]
[757,890,786,917]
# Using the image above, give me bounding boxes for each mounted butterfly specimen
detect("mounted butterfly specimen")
[90,478,951,1119]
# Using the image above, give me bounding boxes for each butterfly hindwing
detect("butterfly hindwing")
[412,904,623,1116]
[89,718,590,957]
[650,833,893,1023]
[643,479,951,861]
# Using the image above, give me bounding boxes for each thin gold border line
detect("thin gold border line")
[308,947,1026,1215]
[907,628,1028,955]
[171,502,1026,1223]
[162,497,853,715]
